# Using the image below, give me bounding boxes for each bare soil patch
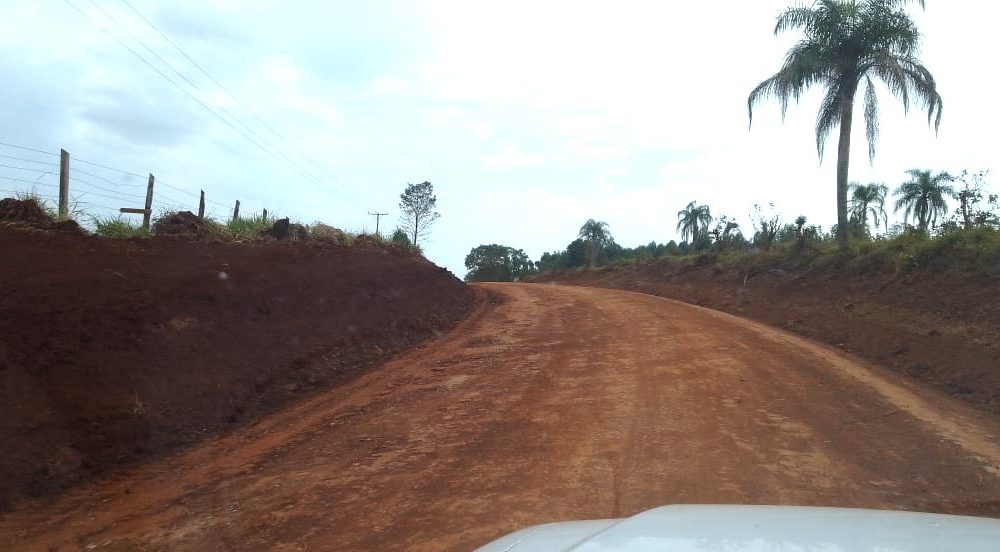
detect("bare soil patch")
[532,256,1000,417]
[0,225,473,505]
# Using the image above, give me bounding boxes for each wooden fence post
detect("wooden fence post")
[142,174,154,230]
[232,200,240,222]
[198,190,205,219]
[262,208,268,220]
[58,149,70,220]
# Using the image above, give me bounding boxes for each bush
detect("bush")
[391,228,412,247]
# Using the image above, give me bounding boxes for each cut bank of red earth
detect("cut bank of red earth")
[532,248,1000,418]
[0,224,473,506]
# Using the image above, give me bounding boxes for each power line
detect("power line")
[85,0,202,92]
[62,0,357,207]
[156,180,228,209]
[0,163,56,174]
[71,176,148,200]
[0,142,59,157]
[74,166,146,189]
[115,0,372,209]
[73,188,152,204]
[155,179,200,198]
[0,175,58,187]
[0,154,60,167]
[74,157,145,178]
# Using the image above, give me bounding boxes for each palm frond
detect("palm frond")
[774,5,818,35]
[814,82,845,161]
[863,77,879,162]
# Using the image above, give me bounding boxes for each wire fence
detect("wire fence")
[0,142,268,229]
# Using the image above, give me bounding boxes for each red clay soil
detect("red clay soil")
[3,284,1000,550]
[533,257,1000,418]
[0,225,473,507]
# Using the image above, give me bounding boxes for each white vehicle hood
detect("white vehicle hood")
[476,505,1000,551]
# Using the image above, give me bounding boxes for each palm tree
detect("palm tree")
[578,219,612,268]
[849,181,889,235]
[893,169,954,233]
[748,0,942,249]
[676,201,713,247]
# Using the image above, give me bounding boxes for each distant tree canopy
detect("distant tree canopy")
[578,219,613,268]
[399,181,440,246]
[537,236,682,272]
[464,244,536,282]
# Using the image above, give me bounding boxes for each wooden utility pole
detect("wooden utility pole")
[198,190,205,218]
[368,211,388,236]
[232,200,241,222]
[141,174,154,230]
[58,149,70,220]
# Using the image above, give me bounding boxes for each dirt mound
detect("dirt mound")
[533,253,1000,417]
[309,223,345,244]
[151,211,216,236]
[0,227,474,504]
[0,198,84,235]
[0,198,49,223]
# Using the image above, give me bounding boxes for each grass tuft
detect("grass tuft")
[92,216,149,238]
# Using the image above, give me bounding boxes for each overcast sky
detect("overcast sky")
[1,1,996,277]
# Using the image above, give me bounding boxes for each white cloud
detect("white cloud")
[564,141,630,162]
[484,147,544,170]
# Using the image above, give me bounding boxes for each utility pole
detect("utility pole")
[368,211,388,237]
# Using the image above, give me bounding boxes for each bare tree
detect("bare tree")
[398,181,440,247]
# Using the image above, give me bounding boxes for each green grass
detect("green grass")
[92,216,149,238]
[622,228,1000,279]
[222,212,275,240]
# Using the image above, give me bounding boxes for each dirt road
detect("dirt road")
[3,283,1000,551]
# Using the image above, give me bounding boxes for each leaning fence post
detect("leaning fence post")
[142,174,154,230]
[198,190,205,219]
[58,149,70,220]
[232,200,240,222]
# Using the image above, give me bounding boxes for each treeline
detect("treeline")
[463,168,998,281]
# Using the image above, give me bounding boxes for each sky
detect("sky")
[1,1,996,278]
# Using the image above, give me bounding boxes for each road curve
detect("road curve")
[3,283,1000,551]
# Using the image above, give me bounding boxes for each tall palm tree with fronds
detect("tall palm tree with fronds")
[578,219,612,268]
[893,169,954,233]
[676,201,713,247]
[849,181,889,235]
[748,0,942,249]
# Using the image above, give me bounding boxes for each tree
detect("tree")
[708,215,742,252]
[578,219,612,268]
[751,203,782,249]
[893,169,954,233]
[676,201,712,248]
[390,228,413,247]
[849,182,889,236]
[464,244,536,282]
[953,170,998,230]
[748,0,943,249]
[398,181,440,246]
